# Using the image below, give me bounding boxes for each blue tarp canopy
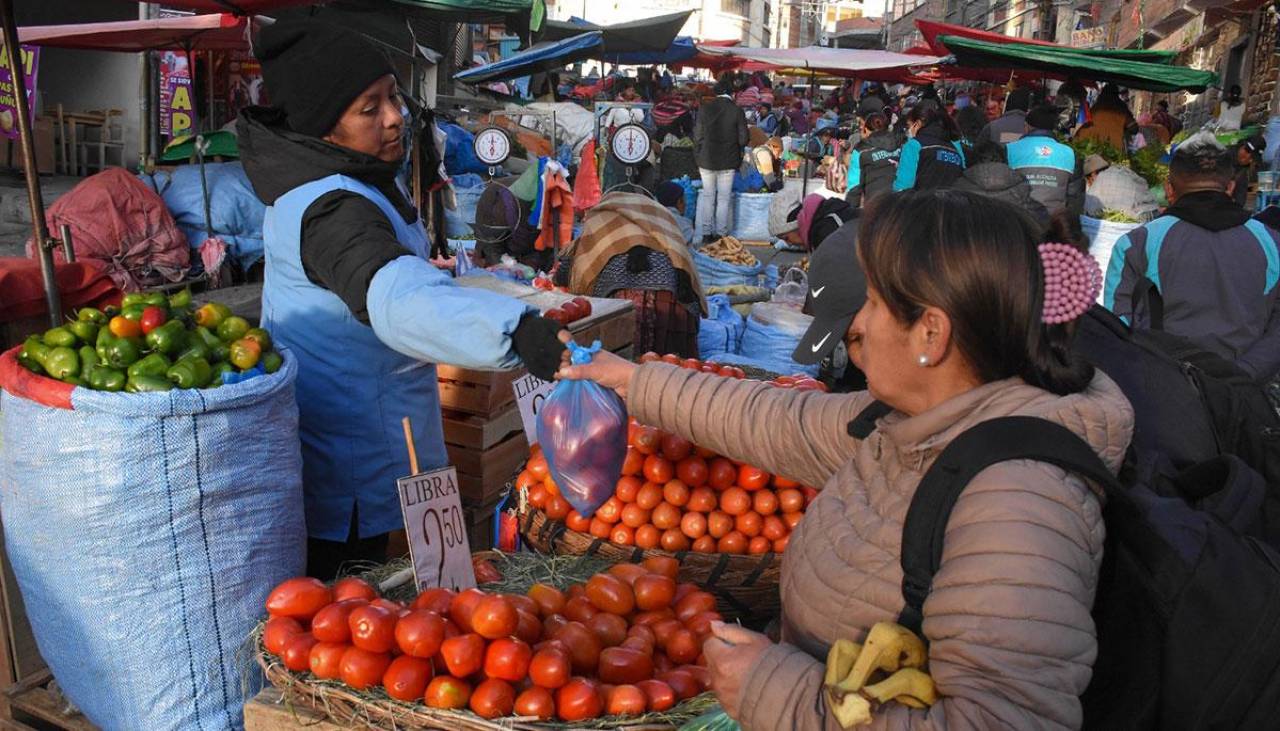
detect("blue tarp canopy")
[605,36,699,66]
[455,31,602,83]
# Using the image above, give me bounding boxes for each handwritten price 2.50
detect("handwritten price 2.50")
[422,505,465,589]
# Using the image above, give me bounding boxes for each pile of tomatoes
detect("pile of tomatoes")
[637,352,746,379]
[523,420,816,556]
[543,297,593,326]
[262,557,716,722]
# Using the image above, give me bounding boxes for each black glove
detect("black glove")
[512,313,567,382]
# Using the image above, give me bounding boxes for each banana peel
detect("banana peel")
[824,639,863,687]
[840,622,928,692]
[864,668,938,707]
[826,686,874,727]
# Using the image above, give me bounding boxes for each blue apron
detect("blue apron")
[261,174,446,541]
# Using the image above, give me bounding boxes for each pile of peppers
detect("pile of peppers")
[16,288,284,393]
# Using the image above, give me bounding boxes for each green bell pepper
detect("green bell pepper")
[17,349,45,375]
[126,374,172,393]
[67,320,98,343]
[42,326,77,348]
[22,335,50,362]
[168,288,193,310]
[120,292,146,309]
[43,346,80,380]
[142,292,169,309]
[95,327,114,361]
[60,375,85,387]
[167,356,213,389]
[262,350,283,374]
[175,340,212,363]
[88,366,126,392]
[76,307,106,325]
[144,320,187,355]
[209,361,236,387]
[194,302,231,329]
[216,316,251,343]
[127,353,171,380]
[121,304,147,322]
[213,343,230,364]
[104,336,140,369]
[78,346,98,380]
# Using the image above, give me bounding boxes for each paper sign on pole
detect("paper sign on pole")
[513,372,557,445]
[397,466,476,592]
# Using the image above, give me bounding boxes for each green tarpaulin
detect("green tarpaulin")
[388,0,545,32]
[938,35,1218,93]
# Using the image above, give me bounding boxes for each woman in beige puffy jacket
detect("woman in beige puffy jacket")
[560,189,1135,730]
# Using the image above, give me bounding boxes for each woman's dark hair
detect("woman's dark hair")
[955,106,987,142]
[857,189,1094,395]
[862,111,888,133]
[906,104,961,142]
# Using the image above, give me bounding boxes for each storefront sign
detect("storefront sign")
[514,372,557,445]
[227,50,264,113]
[1071,27,1106,49]
[160,51,193,137]
[0,40,38,140]
[397,466,476,592]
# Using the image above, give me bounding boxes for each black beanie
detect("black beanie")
[1026,105,1060,131]
[256,20,396,138]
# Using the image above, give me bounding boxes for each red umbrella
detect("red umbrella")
[19,13,259,52]
[111,0,317,14]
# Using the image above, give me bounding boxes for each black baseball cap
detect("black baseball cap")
[791,220,866,365]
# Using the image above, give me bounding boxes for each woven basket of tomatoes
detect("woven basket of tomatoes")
[254,551,721,731]
[518,397,818,626]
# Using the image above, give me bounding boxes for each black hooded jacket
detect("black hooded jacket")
[238,106,414,324]
[953,162,1050,222]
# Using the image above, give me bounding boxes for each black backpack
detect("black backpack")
[1075,304,1280,543]
[885,413,1280,730]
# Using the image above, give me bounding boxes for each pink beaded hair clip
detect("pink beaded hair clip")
[1039,242,1101,325]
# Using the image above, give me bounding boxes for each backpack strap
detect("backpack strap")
[898,416,1123,636]
[848,400,893,439]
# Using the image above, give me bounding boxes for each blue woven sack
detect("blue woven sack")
[0,348,305,731]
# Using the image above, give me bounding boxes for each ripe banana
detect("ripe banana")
[840,622,928,692]
[863,668,938,707]
[824,639,863,687]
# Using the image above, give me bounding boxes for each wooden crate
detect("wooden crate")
[441,405,523,451]
[2,671,96,731]
[447,430,527,508]
[243,687,343,731]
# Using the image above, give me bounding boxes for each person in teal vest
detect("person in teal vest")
[1006,105,1085,218]
[238,20,566,578]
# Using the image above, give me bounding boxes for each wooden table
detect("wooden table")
[243,687,346,731]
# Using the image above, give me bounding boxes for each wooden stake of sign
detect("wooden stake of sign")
[398,417,475,592]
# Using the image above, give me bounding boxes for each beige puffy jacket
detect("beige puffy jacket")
[627,363,1135,730]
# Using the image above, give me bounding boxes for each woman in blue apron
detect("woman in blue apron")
[239,20,565,578]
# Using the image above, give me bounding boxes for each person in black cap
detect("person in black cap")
[1233,133,1267,208]
[790,219,867,391]
[238,19,566,579]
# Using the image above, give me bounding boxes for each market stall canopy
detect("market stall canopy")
[454,31,601,83]
[387,0,547,32]
[541,11,693,53]
[692,45,944,80]
[918,19,1177,65]
[19,13,258,52]
[111,0,316,13]
[937,34,1217,93]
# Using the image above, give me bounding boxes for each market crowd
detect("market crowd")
[234,19,1280,730]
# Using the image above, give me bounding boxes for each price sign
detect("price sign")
[514,372,558,445]
[396,466,476,592]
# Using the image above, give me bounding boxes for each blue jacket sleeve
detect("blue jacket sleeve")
[1103,231,1144,323]
[846,149,863,190]
[893,139,920,192]
[366,255,536,369]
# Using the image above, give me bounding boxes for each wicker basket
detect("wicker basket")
[519,504,781,626]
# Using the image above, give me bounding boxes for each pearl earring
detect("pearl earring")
[917,355,929,366]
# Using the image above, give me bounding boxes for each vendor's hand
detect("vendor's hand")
[555,336,637,400]
[704,622,773,720]
[512,314,568,382]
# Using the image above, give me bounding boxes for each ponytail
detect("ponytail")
[1019,212,1095,396]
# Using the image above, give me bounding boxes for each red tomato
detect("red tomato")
[621,449,645,478]
[736,511,763,537]
[543,613,569,639]
[503,593,538,618]
[597,646,655,684]
[424,675,472,709]
[528,583,567,617]
[557,678,604,721]
[651,502,682,531]
[439,632,486,677]
[563,595,599,624]
[610,524,635,545]
[471,595,518,640]
[545,494,571,520]
[680,357,701,370]
[719,530,747,553]
[586,574,636,616]
[627,623,657,647]
[660,434,693,462]
[281,632,318,672]
[265,577,333,621]
[308,641,348,679]
[676,592,718,623]
[347,604,396,653]
[544,307,569,325]
[608,563,649,585]
[661,528,691,552]
[632,426,661,455]
[663,480,690,507]
[637,679,677,712]
[138,306,167,334]
[615,474,643,502]
[565,510,592,533]
[720,487,751,516]
[394,609,445,658]
[560,300,584,321]
[635,482,664,510]
[470,678,516,719]
[339,647,391,690]
[370,597,406,616]
[762,514,789,542]
[483,637,533,681]
[596,497,624,524]
[529,646,572,689]
[634,575,677,611]
[553,621,603,674]
[684,610,722,640]
[707,459,737,490]
[410,587,455,615]
[473,558,503,584]
[660,353,682,365]
[639,351,662,363]
[607,684,648,715]
[737,465,771,491]
[692,534,716,552]
[449,587,487,632]
[515,608,543,644]
[643,556,680,580]
[700,362,721,373]
[587,612,629,647]
[330,576,377,603]
[571,296,593,318]
[263,616,304,656]
[665,628,700,664]
[774,534,792,552]
[383,655,433,701]
[687,487,717,513]
[527,453,550,480]
[515,686,556,720]
[773,474,802,489]
[676,457,709,488]
[634,524,661,549]
[777,488,805,514]
[643,455,675,484]
[660,669,701,701]
[680,512,708,540]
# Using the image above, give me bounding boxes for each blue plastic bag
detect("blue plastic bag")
[536,341,628,517]
[441,123,490,177]
[0,349,305,730]
[693,249,765,288]
[698,294,746,358]
[141,162,267,270]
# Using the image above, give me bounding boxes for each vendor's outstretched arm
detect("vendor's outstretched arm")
[627,363,873,489]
